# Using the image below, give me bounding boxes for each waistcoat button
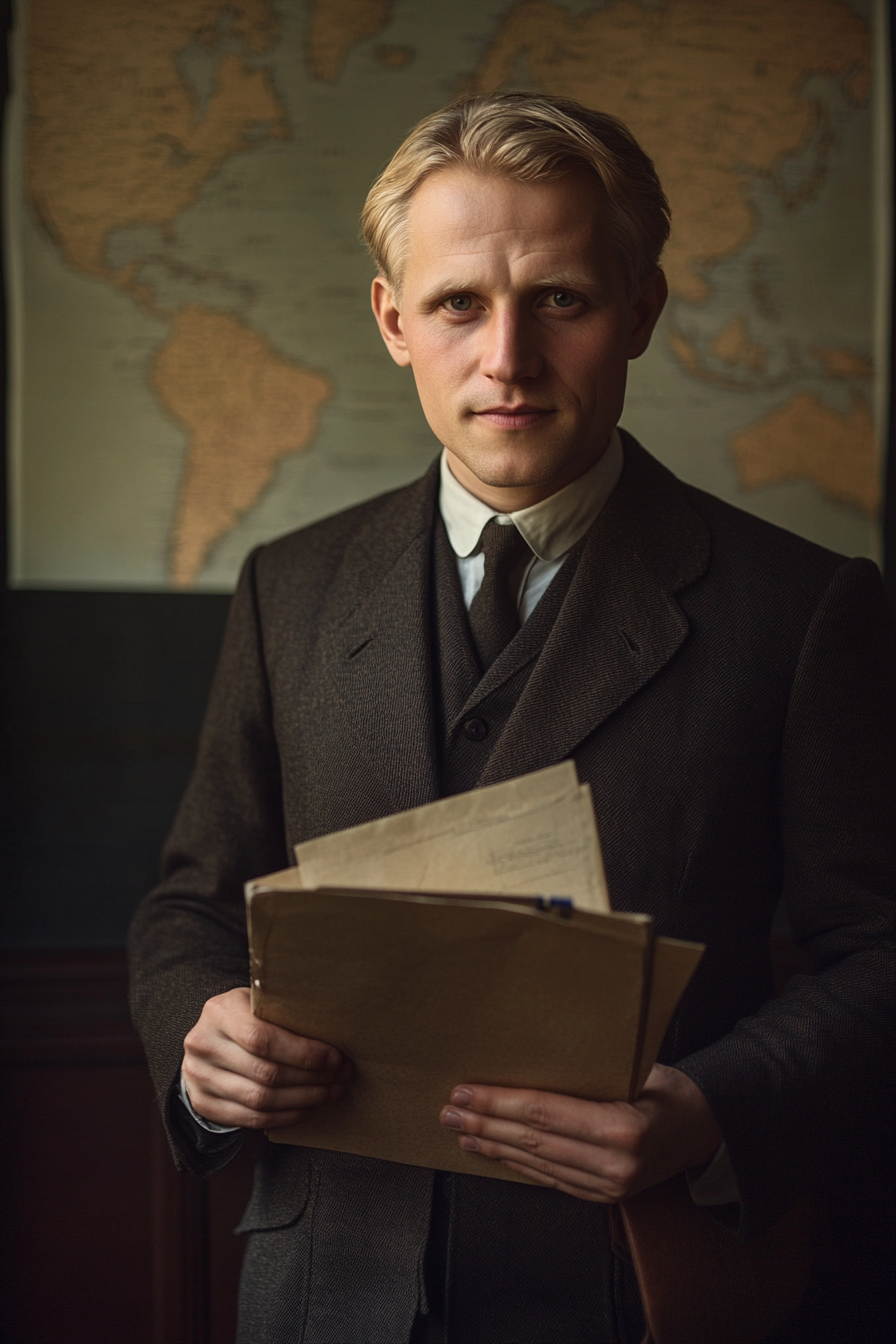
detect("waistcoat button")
[463,717,488,741]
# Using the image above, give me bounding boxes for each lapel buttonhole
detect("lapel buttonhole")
[619,630,640,656]
[347,637,374,660]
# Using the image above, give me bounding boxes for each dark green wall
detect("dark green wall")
[0,591,230,946]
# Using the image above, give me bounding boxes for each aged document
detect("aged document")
[293,761,610,913]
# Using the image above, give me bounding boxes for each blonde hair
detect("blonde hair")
[361,92,670,299]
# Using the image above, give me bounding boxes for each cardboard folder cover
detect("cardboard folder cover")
[244,765,703,1182]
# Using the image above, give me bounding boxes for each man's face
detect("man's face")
[371,167,667,506]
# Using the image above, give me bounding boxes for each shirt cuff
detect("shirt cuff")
[686,1142,740,1206]
[178,1071,241,1134]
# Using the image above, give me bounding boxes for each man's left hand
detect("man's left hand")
[439,1063,722,1202]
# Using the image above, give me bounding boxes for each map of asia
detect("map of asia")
[6,0,890,590]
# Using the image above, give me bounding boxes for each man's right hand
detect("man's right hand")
[182,987,350,1130]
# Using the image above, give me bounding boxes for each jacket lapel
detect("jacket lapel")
[479,437,711,785]
[320,463,441,816]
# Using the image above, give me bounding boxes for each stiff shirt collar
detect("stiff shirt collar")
[438,428,623,562]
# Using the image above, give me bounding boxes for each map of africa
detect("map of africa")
[7,0,888,589]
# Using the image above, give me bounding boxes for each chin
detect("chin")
[454,439,582,491]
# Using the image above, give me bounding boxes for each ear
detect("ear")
[627,269,668,360]
[371,276,412,368]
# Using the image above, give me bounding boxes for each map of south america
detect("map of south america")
[26,0,332,586]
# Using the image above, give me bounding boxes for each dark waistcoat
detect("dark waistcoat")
[432,514,579,795]
[415,519,645,1344]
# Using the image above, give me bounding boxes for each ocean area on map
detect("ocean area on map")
[6,0,890,590]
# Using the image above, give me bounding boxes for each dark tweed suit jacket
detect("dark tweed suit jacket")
[129,435,895,1343]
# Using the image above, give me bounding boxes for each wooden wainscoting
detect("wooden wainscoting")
[0,949,261,1344]
[0,937,829,1344]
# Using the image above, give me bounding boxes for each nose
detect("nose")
[479,307,543,384]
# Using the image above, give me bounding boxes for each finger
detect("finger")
[227,1017,345,1073]
[188,1096,312,1131]
[197,995,345,1074]
[187,1032,348,1090]
[498,1160,615,1203]
[194,1073,346,1112]
[440,1106,638,1198]
[448,1085,621,1144]
[440,1105,620,1178]
[452,1126,623,1200]
[189,1075,346,1126]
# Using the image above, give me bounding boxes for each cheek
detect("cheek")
[563,328,628,399]
[407,333,468,404]
[407,351,460,434]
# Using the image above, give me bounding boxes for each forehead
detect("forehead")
[401,167,621,288]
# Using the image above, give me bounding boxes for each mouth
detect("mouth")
[472,405,553,430]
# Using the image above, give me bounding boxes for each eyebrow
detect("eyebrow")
[531,272,601,291]
[416,271,603,307]
[416,278,477,307]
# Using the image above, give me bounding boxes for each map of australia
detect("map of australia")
[9,0,885,589]
[471,0,878,517]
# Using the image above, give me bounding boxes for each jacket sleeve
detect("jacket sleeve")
[128,547,290,1176]
[676,558,896,1237]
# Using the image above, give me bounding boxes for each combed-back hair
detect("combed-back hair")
[361,92,671,299]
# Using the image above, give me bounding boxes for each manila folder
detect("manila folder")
[246,883,702,1182]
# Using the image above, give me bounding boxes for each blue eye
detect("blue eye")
[448,295,473,310]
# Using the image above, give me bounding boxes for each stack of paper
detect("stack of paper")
[245,763,703,1180]
[292,761,610,912]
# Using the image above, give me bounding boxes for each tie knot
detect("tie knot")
[478,517,531,572]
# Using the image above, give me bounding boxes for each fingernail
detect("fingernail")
[441,1108,464,1130]
[451,1087,473,1107]
[326,1048,341,1069]
[459,1135,480,1152]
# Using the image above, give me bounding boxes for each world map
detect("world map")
[8,0,886,589]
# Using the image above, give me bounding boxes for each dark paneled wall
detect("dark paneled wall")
[0,949,259,1344]
[0,591,230,947]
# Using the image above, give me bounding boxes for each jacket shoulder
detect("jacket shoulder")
[683,480,844,570]
[682,478,887,616]
[259,464,437,573]
[617,433,886,647]
[621,432,865,596]
[230,460,439,627]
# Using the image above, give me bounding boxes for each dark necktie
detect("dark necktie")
[467,518,533,671]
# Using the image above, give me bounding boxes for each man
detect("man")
[129,94,894,1343]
